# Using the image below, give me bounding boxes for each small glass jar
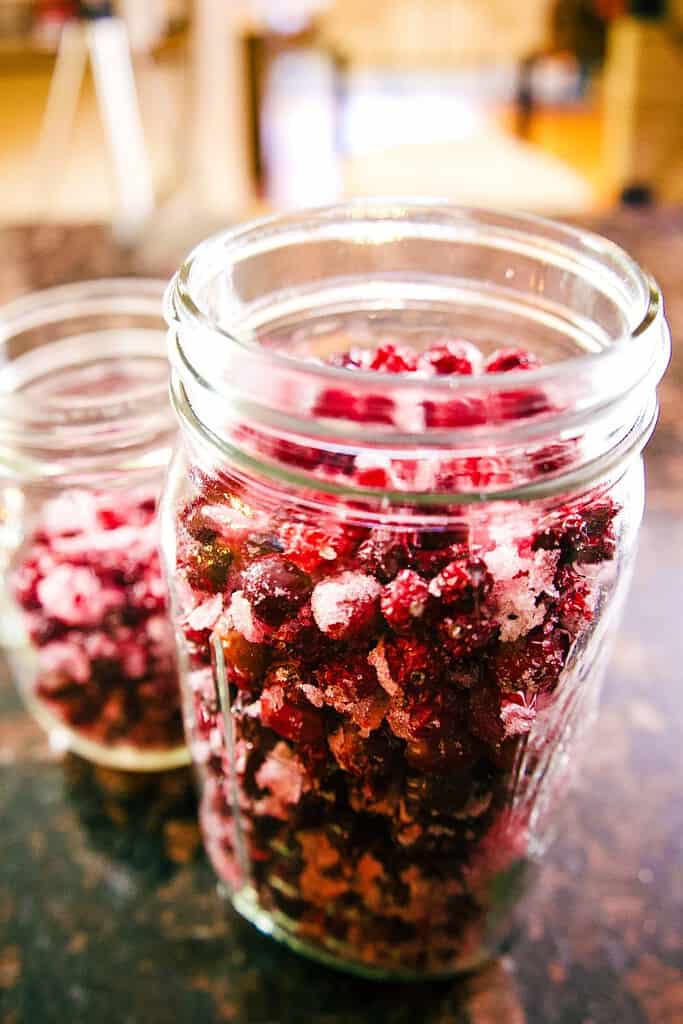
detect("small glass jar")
[0,279,188,771]
[162,203,670,977]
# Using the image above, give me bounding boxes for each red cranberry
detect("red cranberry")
[353,460,395,489]
[429,556,493,609]
[423,396,487,428]
[555,565,594,633]
[260,682,324,745]
[313,388,395,425]
[484,347,540,373]
[439,612,497,658]
[218,628,268,690]
[315,654,387,732]
[369,342,418,373]
[527,440,576,477]
[313,387,357,420]
[381,570,430,632]
[356,531,410,582]
[418,339,482,376]
[495,387,553,421]
[279,522,356,574]
[493,620,568,695]
[311,571,381,641]
[11,557,42,610]
[357,394,395,424]
[241,555,312,627]
[185,540,233,592]
[387,682,463,743]
[380,634,443,690]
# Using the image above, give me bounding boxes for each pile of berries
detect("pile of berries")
[11,488,183,754]
[175,341,619,973]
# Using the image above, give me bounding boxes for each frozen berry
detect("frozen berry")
[185,539,233,591]
[493,620,568,695]
[439,612,497,658]
[373,634,443,694]
[260,681,324,745]
[418,339,482,376]
[241,555,312,627]
[369,342,418,373]
[315,654,388,731]
[423,396,487,428]
[356,531,410,582]
[429,557,493,609]
[218,627,268,690]
[484,347,540,373]
[381,570,430,632]
[279,522,355,574]
[311,571,381,641]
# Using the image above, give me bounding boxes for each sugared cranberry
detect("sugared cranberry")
[356,531,410,582]
[439,612,497,658]
[11,557,42,610]
[315,654,388,730]
[484,347,540,373]
[493,619,568,695]
[381,570,430,632]
[429,556,493,609]
[185,539,233,591]
[418,339,482,376]
[368,342,418,373]
[379,634,443,691]
[218,627,268,690]
[279,522,355,574]
[311,571,381,641]
[260,681,324,745]
[241,555,312,627]
[423,396,487,428]
[313,388,395,425]
[495,387,553,421]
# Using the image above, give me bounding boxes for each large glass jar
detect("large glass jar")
[162,203,670,977]
[0,280,188,771]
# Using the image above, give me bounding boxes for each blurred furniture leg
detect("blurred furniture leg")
[190,0,252,218]
[87,16,155,242]
[34,20,88,214]
[34,9,155,241]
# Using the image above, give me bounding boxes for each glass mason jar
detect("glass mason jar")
[162,203,670,977]
[0,279,188,771]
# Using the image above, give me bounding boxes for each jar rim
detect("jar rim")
[166,201,671,504]
[0,278,176,483]
[169,200,661,386]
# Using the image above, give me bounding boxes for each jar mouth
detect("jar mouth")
[166,201,670,502]
[175,196,655,364]
[0,279,176,481]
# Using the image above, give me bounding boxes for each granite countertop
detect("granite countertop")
[0,212,681,1024]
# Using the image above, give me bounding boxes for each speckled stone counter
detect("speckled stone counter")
[0,212,681,1024]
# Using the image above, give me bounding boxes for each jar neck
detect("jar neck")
[0,280,176,486]
[166,203,671,506]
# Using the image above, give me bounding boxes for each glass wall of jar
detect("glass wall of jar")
[0,279,188,771]
[162,203,670,977]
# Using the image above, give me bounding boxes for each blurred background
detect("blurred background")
[0,0,682,246]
